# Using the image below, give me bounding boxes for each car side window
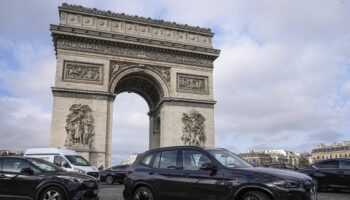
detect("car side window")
[152,153,161,168]
[54,156,63,167]
[340,160,350,169]
[3,158,30,173]
[285,164,296,170]
[152,151,178,169]
[182,150,212,170]
[141,153,154,166]
[315,160,339,169]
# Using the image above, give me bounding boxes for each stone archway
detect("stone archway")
[110,65,170,149]
[49,4,220,167]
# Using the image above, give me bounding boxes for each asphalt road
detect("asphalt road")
[99,183,350,200]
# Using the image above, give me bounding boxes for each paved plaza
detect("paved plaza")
[99,184,350,200]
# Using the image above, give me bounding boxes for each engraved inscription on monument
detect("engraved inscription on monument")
[63,61,103,84]
[177,73,208,94]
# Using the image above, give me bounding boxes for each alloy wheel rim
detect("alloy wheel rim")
[43,190,61,200]
[134,189,152,200]
[244,195,260,200]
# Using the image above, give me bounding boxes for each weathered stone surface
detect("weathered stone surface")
[50,4,219,168]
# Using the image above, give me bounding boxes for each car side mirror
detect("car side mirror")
[200,163,216,170]
[20,167,34,175]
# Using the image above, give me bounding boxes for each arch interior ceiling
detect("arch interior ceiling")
[114,74,162,110]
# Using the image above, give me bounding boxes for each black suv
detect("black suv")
[0,156,99,200]
[123,146,317,200]
[299,158,350,191]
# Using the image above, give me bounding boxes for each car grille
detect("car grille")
[87,172,100,179]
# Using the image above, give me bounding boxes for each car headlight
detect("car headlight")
[74,168,86,174]
[58,176,88,183]
[272,180,300,188]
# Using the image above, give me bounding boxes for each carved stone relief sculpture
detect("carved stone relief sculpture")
[181,110,206,147]
[154,67,170,83]
[65,104,95,148]
[110,60,171,84]
[177,73,208,94]
[63,61,103,84]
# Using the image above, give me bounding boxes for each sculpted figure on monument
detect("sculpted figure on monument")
[181,110,206,147]
[65,104,95,147]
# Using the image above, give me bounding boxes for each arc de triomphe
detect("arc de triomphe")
[49,4,220,167]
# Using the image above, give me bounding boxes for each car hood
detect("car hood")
[74,165,99,172]
[232,167,312,181]
[55,171,97,180]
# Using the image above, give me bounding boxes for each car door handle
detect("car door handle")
[182,173,190,177]
[148,171,155,175]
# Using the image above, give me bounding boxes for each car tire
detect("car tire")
[133,186,154,200]
[40,186,66,200]
[105,176,114,185]
[241,191,271,200]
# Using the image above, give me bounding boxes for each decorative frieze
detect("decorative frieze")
[109,60,171,85]
[177,73,209,94]
[62,61,103,84]
[56,37,213,67]
[181,110,206,147]
[59,4,213,48]
[65,104,95,148]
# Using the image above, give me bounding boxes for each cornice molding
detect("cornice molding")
[52,34,216,68]
[60,3,213,35]
[52,87,116,101]
[50,25,220,56]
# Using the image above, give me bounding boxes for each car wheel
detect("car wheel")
[105,176,114,185]
[133,187,154,200]
[40,187,66,200]
[241,191,271,200]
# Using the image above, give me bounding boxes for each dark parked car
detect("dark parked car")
[123,146,317,200]
[100,164,129,184]
[263,163,298,171]
[299,158,350,191]
[0,156,99,200]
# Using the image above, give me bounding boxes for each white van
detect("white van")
[24,148,99,179]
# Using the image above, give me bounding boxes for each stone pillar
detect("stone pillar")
[50,88,115,168]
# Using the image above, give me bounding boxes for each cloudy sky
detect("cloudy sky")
[0,0,349,165]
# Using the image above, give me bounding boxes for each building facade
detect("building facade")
[311,141,350,162]
[240,152,273,167]
[241,149,304,167]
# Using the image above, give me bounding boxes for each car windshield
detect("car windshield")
[28,158,64,172]
[65,155,91,166]
[208,149,253,168]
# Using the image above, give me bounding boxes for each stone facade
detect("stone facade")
[50,4,220,168]
[311,141,350,163]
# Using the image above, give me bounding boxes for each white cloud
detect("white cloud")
[0,0,350,162]
[0,97,51,150]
